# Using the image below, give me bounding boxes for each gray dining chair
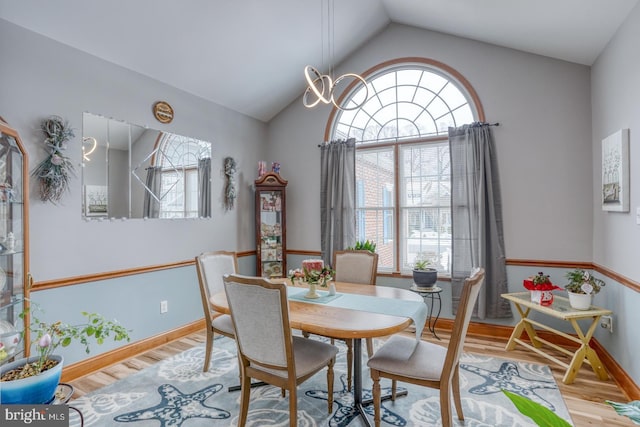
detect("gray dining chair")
[223,274,338,427]
[195,250,238,372]
[367,268,485,427]
[332,249,379,391]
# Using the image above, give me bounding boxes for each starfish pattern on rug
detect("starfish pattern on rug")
[113,383,230,426]
[305,374,408,427]
[460,361,559,410]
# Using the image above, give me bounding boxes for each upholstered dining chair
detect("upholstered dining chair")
[332,249,379,390]
[223,274,338,427]
[195,250,238,372]
[367,268,485,427]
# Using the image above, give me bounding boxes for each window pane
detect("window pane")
[356,147,394,270]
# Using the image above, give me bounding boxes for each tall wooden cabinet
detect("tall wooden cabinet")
[255,173,287,278]
[0,118,29,365]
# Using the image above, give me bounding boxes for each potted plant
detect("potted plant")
[564,269,606,310]
[412,258,438,287]
[0,305,130,404]
[522,272,561,306]
[347,240,376,252]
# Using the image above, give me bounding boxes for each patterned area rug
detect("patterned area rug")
[68,336,573,426]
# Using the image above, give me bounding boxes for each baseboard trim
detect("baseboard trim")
[60,319,205,382]
[436,319,639,400]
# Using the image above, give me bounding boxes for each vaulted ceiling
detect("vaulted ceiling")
[1,0,637,122]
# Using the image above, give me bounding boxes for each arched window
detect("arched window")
[156,133,210,218]
[329,58,483,274]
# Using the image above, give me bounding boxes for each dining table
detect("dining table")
[210,279,426,427]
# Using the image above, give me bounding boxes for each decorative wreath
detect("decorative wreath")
[31,116,76,203]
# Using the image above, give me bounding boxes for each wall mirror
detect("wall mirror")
[82,112,212,219]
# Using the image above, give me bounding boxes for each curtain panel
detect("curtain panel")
[143,166,162,219]
[449,123,512,319]
[320,138,356,265]
[198,157,211,218]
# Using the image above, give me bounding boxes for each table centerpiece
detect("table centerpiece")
[289,259,335,299]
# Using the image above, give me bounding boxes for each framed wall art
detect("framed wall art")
[601,128,630,212]
[85,185,108,217]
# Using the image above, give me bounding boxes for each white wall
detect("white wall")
[0,19,266,281]
[591,1,640,385]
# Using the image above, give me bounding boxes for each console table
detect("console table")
[501,291,612,385]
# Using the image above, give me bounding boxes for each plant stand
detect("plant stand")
[501,291,612,385]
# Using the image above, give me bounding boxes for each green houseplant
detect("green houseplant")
[0,305,130,404]
[564,269,606,310]
[412,257,437,287]
[347,240,376,253]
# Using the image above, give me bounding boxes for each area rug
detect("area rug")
[68,336,573,426]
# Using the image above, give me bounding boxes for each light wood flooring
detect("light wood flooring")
[68,329,634,426]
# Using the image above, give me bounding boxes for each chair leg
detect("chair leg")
[289,387,297,427]
[452,365,464,421]
[371,369,382,427]
[327,357,335,413]
[366,337,374,357]
[238,370,251,427]
[203,328,214,372]
[439,383,452,427]
[391,380,397,400]
[346,339,353,391]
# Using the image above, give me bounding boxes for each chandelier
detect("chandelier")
[303,0,369,111]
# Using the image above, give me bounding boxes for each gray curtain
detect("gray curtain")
[320,138,356,265]
[198,157,211,217]
[143,166,162,218]
[449,123,512,319]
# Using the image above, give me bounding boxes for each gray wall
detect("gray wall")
[591,1,640,385]
[0,19,265,363]
[270,23,594,260]
[272,23,639,385]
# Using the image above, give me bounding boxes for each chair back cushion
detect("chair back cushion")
[196,251,237,302]
[333,250,378,285]
[224,274,291,368]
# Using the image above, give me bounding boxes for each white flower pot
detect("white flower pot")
[567,291,592,310]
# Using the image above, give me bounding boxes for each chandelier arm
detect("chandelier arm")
[330,73,369,111]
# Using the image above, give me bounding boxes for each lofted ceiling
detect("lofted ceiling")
[1,0,638,122]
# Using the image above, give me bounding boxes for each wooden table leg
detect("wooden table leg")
[563,317,608,384]
[506,304,541,350]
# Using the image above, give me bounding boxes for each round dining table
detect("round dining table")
[210,279,423,427]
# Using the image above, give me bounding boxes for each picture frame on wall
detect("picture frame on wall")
[601,128,630,212]
[85,185,108,217]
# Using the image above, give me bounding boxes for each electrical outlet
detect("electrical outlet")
[600,315,613,333]
[160,300,168,314]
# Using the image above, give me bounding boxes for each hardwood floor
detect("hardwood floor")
[68,329,635,426]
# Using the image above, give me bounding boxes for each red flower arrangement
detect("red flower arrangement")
[523,272,562,291]
[523,272,561,306]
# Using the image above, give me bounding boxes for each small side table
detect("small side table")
[410,284,443,339]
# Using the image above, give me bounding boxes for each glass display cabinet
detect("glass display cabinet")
[255,172,287,278]
[0,118,29,366]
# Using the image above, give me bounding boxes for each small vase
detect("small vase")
[304,282,320,299]
[530,290,554,306]
[568,291,592,310]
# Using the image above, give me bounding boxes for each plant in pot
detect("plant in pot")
[412,258,438,288]
[564,269,606,310]
[0,305,130,404]
[347,240,376,253]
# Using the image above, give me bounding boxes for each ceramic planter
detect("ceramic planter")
[412,268,438,287]
[567,292,592,310]
[0,355,63,404]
